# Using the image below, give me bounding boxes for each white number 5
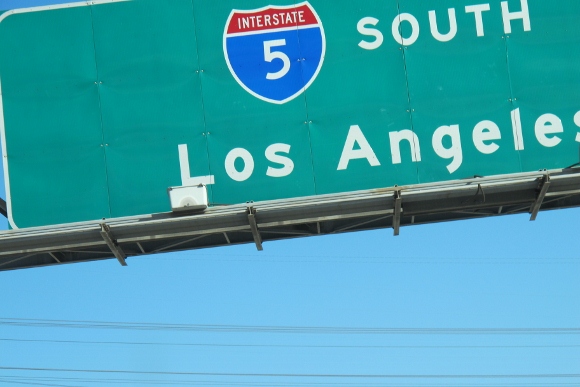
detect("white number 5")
[264,39,291,80]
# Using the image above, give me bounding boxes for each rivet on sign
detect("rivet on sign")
[508,98,512,102]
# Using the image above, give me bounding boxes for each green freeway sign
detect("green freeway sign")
[1,0,579,229]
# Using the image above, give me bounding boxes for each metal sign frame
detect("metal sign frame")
[1,167,579,271]
[2,0,580,271]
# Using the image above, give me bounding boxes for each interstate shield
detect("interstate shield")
[223,2,325,104]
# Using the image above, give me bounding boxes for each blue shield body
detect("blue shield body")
[224,3,325,104]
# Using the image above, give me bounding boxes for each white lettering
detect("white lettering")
[392,13,420,46]
[264,14,271,26]
[299,11,305,23]
[225,148,254,182]
[177,144,215,186]
[501,0,531,34]
[574,112,580,143]
[358,17,384,50]
[535,113,563,148]
[265,143,294,178]
[389,130,421,164]
[511,108,524,150]
[465,4,490,37]
[432,125,463,173]
[338,125,381,170]
[473,120,501,154]
[429,8,458,42]
[264,40,291,80]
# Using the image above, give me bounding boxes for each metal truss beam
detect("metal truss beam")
[48,252,62,263]
[247,207,263,251]
[2,168,580,271]
[393,191,402,236]
[100,223,127,266]
[529,174,551,221]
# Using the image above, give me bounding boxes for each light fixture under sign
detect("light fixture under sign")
[168,185,209,212]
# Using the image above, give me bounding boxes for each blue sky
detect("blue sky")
[0,0,70,9]
[0,0,578,386]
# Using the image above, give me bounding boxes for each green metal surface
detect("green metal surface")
[0,0,579,228]
[91,0,210,218]
[507,0,580,172]
[401,0,522,182]
[193,0,317,205]
[0,6,111,226]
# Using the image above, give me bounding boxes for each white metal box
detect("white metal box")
[168,185,209,212]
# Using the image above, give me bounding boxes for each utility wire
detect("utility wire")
[1,318,578,335]
[2,375,580,387]
[1,367,580,379]
[0,379,81,387]
[138,254,580,265]
[1,338,579,349]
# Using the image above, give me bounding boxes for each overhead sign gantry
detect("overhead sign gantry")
[1,0,580,270]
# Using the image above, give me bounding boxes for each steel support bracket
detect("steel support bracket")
[247,207,263,251]
[393,191,402,236]
[100,223,128,266]
[529,174,551,221]
[0,198,7,218]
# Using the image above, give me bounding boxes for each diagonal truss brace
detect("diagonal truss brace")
[247,206,263,251]
[529,174,551,221]
[100,223,128,266]
[48,252,62,263]
[393,190,402,236]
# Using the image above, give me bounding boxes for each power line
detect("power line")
[144,253,580,261]
[1,338,579,349]
[138,254,580,265]
[1,367,580,379]
[2,375,580,387]
[0,379,80,387]
[1,318,578,335]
